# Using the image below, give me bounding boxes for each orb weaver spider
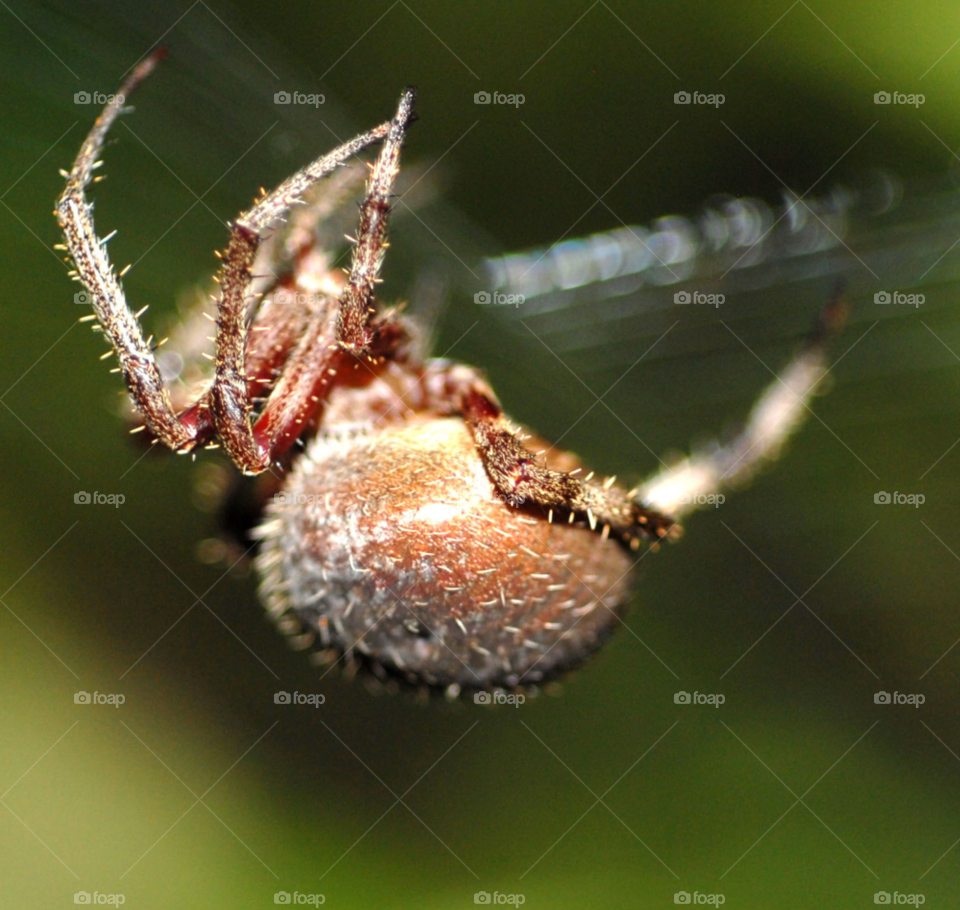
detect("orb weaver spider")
[57,52,845,695]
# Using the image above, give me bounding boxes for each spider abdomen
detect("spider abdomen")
[256,417,635,690]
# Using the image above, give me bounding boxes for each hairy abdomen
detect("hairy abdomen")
[256,417,636,690]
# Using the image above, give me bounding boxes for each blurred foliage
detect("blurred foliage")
[3,1,960,907]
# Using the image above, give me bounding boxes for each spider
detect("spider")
[57,52,846,695]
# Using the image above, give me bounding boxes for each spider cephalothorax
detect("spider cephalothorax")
[58,53,843,694]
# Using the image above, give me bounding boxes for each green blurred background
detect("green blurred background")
[3,1,960,907]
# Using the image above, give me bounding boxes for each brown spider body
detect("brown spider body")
[59,54,843,696]
[257,415,634,689]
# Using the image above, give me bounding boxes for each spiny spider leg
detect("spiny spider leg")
[335,87,417,355]
[418,364,678,549]
[58,48,396,463]
[169,165,378,447]
[247,89,418,463]
[212,88,417,473]
[57,52,196,452]
[412,288,847,550]
[637,287,849,518]
[248,297,346,461]
[172,282,316,450]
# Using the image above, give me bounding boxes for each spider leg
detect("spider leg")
[248,296,347,461]
[166,170,368,448]
[135,165,379,450]
[57,51,197,452]
[171,283,319,449]
[419,364,678,549]
[419,287,844,548]
[57,50,394,464]
[335,87,417,356]
[211,88,416,473]
[636,287,849,518]
[251,158,369,296]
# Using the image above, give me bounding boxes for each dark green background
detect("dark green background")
[2,2,960,908]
